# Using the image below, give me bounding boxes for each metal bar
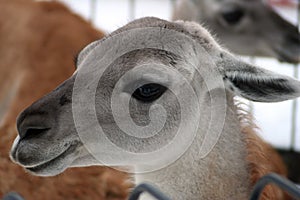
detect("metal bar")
[2,192,24,200]
[291,66,299,151]
[128,183,172,200]
[129,0,136,21]
[170,0,177,10]
[249,173,300,200]
[90,0,97,24]
[290,0,300,151]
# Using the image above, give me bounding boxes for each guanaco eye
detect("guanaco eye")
[222,8,244,25]
[132,83,167,103]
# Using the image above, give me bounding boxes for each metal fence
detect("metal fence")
[127,174,300,200]
[3,174,300,200]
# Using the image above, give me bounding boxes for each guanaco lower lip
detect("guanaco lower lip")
[25,142,78,172]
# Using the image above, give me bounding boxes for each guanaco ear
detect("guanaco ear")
[224,62,300,102]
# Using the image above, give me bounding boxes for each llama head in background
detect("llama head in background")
[173,0,300,63]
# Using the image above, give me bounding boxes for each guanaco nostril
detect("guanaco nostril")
[17,111,52,139]
[22,128,51,140]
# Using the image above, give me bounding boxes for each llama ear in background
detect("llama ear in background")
[224,62,300,102]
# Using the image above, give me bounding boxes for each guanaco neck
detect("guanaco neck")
[135,97,251,200]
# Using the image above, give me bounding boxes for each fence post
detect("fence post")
[90,0,97,24]
[290,2,299,151]
[129,0,136,21]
